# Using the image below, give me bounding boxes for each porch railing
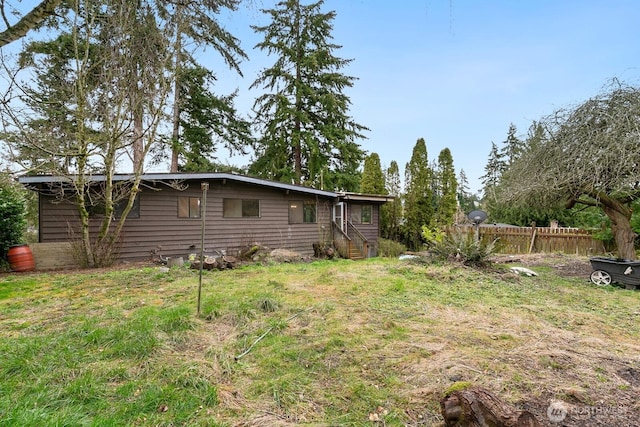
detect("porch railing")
[332,221,370,259]
[332,221,351,259]
[347,221,369,259]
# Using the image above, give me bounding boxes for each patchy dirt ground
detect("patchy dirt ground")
[490,253,594,279]
[488,253,640,427]
[5,252,639,426]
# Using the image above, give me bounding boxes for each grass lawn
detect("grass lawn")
[1,255,639,426]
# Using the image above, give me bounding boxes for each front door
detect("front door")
[333,202,346,233]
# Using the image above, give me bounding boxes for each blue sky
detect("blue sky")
[202,0,640,194]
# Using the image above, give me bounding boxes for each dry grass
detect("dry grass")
[1,255,639,426]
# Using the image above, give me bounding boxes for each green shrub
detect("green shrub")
[429,228,496,267]
[377,238,406,257]
[0,174,27,264]
[421,225,446,248]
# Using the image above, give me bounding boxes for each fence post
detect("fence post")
[528,222,537,254]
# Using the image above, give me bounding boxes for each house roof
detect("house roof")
[17,172,375,200]
[338,192,394,203]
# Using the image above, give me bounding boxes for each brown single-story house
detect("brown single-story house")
[19,173,392,263]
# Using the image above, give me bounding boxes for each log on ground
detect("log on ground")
[440,386,539,427]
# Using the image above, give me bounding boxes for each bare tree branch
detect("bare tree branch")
[0,0,64,48]
[501,80,640,259]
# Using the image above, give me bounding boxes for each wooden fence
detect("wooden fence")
[445,225,606,256]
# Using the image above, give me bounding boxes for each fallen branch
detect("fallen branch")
[234,308,313,361]
[456,364,485,375]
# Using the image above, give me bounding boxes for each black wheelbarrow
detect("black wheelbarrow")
[589,257,640,288]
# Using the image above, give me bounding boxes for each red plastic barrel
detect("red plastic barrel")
[7,244,36,272]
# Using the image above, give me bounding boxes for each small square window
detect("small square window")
[178,197,201,218]
[242,199,260,217]
[349,204,372,224]
[115,195,140,219]
[289,200,316,224]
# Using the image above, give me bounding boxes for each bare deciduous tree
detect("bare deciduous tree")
[2,0,247,267]
[500,81,640,259]
[1,1,173,267]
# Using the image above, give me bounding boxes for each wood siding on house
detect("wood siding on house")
[39,180,335,261]
[347,203,380,242]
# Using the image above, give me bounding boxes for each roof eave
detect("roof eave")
[337,192,394,203]
[17,172,339,198]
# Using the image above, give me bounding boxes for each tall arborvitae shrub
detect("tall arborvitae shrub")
[0,175,26,264]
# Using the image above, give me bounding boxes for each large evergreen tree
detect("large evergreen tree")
[403,138,434,250]
[173,65,252,172]
[434,148,458,226]
[167,1,249,172]
[5,33,83,174]
[249,0,367,190]
[457,169,476,215]
[359,153,385,194]
[481,141,506,201]
[499,123,524,166]
[480,140,507,223]
[381,160,403,240]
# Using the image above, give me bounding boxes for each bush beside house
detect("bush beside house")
[0,174,27,268]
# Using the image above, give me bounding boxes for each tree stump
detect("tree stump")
[313,242,335,259]
[203,256,218,270]
[191,257,217,270]
[222,255,238,269]
[190,255,237,270]
[313,242,323,258]
[167,256,183,268]
[440,386,540,427]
